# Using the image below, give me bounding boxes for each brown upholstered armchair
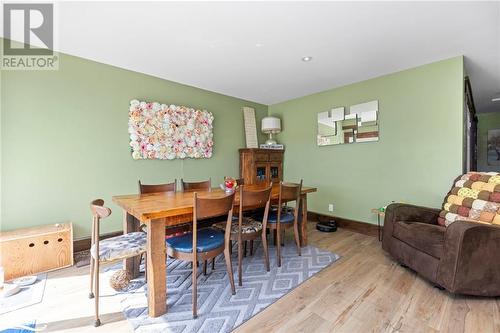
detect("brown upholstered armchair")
[382,203,500,296]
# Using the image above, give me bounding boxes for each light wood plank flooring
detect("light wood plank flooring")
[1,226,499,332]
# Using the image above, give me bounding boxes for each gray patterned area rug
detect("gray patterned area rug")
[118,243,340,333]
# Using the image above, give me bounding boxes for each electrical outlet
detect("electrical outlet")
[328,204,334,212]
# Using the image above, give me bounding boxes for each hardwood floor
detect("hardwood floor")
[2,226,499,332]
[236,228,500,333]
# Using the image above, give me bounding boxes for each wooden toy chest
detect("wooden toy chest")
[0,223,74,281]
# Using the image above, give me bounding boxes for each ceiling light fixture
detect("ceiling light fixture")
[492,97,500,102]
[302,56,313,62]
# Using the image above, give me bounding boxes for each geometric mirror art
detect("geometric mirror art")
[317,100,379,146]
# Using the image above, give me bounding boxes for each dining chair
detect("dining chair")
[256,180,302,267]
[180,177,213,272]
[138,179,185,240]
[181,178,211,192]
[231,178,244,223]
[166,192,236,318]
[214,184,272,286]
[232,178,245,255]
[138,179,176,193]
[88,199,147,327]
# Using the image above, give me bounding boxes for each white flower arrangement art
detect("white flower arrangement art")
[128,99,214,160]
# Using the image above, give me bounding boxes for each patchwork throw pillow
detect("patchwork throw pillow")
[438,172,500,227]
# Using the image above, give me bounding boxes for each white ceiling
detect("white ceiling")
[4,1,500,112]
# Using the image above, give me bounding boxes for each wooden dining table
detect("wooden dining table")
[112,183,317,318]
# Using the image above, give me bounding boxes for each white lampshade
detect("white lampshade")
[261,117,281,134]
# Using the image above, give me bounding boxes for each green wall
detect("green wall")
[477,112,500,172]
[1,48,466,237]
[270,57,464,225]
[1,50,268,238]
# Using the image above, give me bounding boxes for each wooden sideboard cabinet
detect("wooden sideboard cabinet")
[239,148,284,185]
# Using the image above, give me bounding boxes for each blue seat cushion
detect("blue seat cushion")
[166,228,224,253]
[254,212,295,224]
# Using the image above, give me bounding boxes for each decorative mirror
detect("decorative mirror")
[317,100,379,146]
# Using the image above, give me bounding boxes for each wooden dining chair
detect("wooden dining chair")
[166,192,236,318]
[231,178,246,255]
[214,184,272,286]
[181,178,215,273]
[257,180,302,267]
[231,178,244,222]
[138,179,176,194]
[138,179,181,252]
[88,199,147,327]
[181,178,211,192]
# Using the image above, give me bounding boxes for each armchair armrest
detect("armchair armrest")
[382,203,440,252]
[437,221,500,296]
[385,203,441,224]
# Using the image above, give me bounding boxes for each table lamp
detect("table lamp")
[261,116,281,145]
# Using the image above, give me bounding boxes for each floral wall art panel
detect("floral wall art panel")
[128,99,214,160]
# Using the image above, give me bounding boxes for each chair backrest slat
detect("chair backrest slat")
[138,180,176,194]
[89,199,112,248]
[195,192,235,220]
[90,199,112,219]
[240,184,272,209]
[182,178,211,192]
[279,180,303,203]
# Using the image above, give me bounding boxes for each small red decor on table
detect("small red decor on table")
[221,177,237,193]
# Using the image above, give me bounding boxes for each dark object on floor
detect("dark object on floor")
[74,250,90,267]
[316,219,337,232]
[382,201,500,297]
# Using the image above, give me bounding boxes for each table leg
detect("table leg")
[300,194,308,247]
[123,211,141,278]
[146,218,167,317]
